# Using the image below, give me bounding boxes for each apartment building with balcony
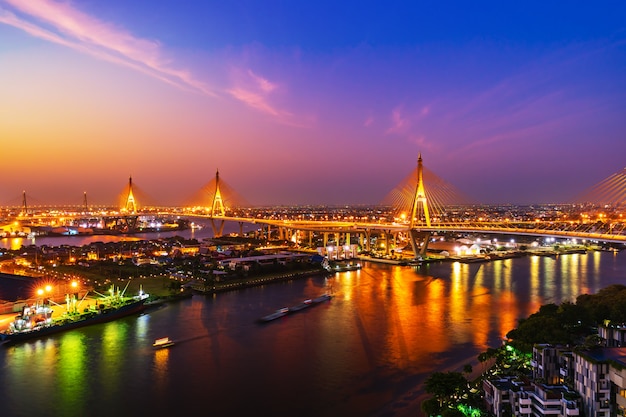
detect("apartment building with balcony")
[483,375,580,417]
[574,347,626,416]
[599,321,626,347]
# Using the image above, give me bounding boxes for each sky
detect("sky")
[1,1,625,207]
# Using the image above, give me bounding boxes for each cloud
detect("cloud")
[0,1,313,125]
[227,87,284,117]
[247,69,277,93]
[0,0,216,97]
[385,106,410,134]
[225,67,310,127]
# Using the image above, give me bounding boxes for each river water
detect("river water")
[1,224,626,416]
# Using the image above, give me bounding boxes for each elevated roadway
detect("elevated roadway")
[7,212,626,245]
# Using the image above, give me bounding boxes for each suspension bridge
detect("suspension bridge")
[3,156,626,259]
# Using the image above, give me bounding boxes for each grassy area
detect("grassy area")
[105,276,178,298]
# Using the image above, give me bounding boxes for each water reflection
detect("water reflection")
[58,333,87,412]
[153,347,170,391]
[99,321,129,397]
[0,251,625,417]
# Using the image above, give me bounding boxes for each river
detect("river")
[0,218,252,251]
[1,225,626,416]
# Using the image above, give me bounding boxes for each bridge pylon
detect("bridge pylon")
[209,169,226,237]
[123,176,138,214]
[21,190,28,216]
[408,154,432,259]
[211,169,226,217]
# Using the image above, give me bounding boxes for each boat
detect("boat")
[153,337,175,348]
[0,284,149,345]
[288,299,313,313]
[257,293,331,323]
[311,293,332,304]
[258,307,289,323]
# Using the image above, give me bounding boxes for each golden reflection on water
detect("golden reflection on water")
[324,253,620,377]
[529,256,542,313]
[10,237,26,251]
[153,347,170,390]
[592,251,602,291]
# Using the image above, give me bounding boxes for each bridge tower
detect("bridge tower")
[410,153,431,228]
[211,169,226,217]
[21,190,28,216]
[83,191,88,213]
[124,176,137,214]
[209,169,226,237]
[408,154,432,259]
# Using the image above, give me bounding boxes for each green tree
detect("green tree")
[442,408,467,417]
[421,397,441,417]
[424,371,468,407]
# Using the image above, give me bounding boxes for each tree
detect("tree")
[421,397,441,417]
[442,408,467,417]
[463,363,473,376]
[424,371,468,407]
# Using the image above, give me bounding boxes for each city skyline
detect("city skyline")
[1,1,625,207]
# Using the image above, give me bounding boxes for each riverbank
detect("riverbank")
[78,265,332,300]
[186,267,333,295]
[372,356,496,417]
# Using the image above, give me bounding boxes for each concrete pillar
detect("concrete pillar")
[385,230,391,255]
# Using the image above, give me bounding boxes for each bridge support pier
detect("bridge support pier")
[210,218,225,238]
[384,230,392,256]
[238,222,244,236]
[409,229,431,259]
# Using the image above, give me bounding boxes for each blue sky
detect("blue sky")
[1,1,625,206]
